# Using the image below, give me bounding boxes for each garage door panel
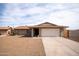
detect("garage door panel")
[41,29,60,37]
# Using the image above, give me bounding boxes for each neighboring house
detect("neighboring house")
[29,22,68,37]
[0,26,11,35]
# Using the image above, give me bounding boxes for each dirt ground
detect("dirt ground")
[0,35,45,56]
[69,37,79,42]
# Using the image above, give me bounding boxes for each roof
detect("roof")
[14,26,30,30]
[37,22,58,26]
[0,26,10,30]
[29,22,68,28]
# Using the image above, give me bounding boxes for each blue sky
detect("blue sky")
[0,3,79,29]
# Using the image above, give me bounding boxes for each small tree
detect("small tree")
[7,26,15,36]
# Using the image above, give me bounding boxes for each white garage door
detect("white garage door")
[41,29,60,37]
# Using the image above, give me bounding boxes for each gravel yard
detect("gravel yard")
[0,35,45,56]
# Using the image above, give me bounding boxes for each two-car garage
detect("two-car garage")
[40,28,60,37]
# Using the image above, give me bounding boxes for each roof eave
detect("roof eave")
[29,26,68,28]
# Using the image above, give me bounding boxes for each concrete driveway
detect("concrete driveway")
[42,37,79,56]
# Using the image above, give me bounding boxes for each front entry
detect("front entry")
[33,28,39,37]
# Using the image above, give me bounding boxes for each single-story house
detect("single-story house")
[0,26,11,35]
[29,22,68,37]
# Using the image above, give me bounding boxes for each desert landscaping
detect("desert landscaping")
[0,35,45,56]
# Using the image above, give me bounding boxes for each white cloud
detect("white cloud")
[46,10,79,29]
[25,7,49,14]
[1,3,79,29]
